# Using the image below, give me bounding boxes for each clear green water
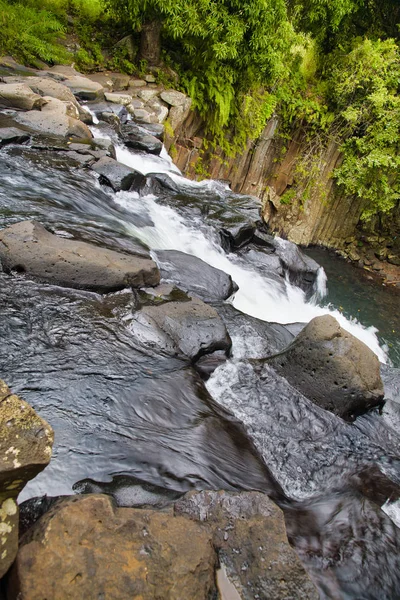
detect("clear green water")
[305,247,400,367]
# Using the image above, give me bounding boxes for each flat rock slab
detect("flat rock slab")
[268,314,384,420]
[91,156,144,192]
[133,284,231,361]
[155,249,237,302]
[8,494,217,600]
[175,490,319,600]
[0,380,53,578]
[0,221,159,293]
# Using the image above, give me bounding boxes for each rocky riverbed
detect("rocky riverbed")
[1,58,400,599]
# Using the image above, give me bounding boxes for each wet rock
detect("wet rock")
[120,122,162,155]
[220,222,255,251]
[0,379,53,578]
[92,156,144,192]
[155,249,237,302]
[269,315,384,420]
[175,490,319,600]
[160,90,188,107]
[135,284,231,361]
[8,494,217,600]
[274,238,320,292]
[0,127,30,147]
[13,96,92,139]
[195,350,229,380]
[0,220,159,293]
[285,490,400,600]
[0,83,45,111]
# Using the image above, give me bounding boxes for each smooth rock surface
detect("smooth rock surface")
[135,285,231,361]
[175,490,319,600]
[0,83,45,111]
[269,315,385,420]
[8,494,217,600]
[0,221,159,292]
[0,380,53,578]
[92,156,143,192]
[155,249,237,302]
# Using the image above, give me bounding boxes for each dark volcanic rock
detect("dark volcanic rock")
[133,284,231,361]
[0,380,53,578]
[274,237,320,292]
[8,494,217,600]
[120,122,162,155]
[0,127,30,147]
[175,490,319,600]
[268,315,384,420]
[0,220,159,293]
[91,156,144,192]
[220,222,255,251]
[155,249,237,302]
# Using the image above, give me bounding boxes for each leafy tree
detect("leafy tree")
[329,39,400,218]
[105,0,297,140]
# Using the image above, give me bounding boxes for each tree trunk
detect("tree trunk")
[140,20,162,66]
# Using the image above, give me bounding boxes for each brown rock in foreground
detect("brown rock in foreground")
[0,380,53,578]
[8,494,217,600]
[175,490,319,600]
[269,314,384,420]
[0,221,160,293]
[9,491,317,599]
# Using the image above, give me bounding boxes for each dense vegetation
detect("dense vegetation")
[0,0,399,219]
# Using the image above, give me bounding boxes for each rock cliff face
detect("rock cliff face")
[168,112,400,276]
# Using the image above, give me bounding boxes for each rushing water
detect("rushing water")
[1,125,400,598]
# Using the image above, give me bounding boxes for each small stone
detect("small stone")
[145,74,156,83]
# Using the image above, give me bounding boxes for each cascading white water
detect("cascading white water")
[89,129,387,362]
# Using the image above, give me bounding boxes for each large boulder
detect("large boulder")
[269,315,384,420]
[274,237,321,293]
[155,249,237,302]
[92,156,144,192]
[0,83,45,111]
[0,221,160,293]
[0,380,53,578]
[8,494,217,600]
[60,75,104,101]
[13,96,92,139]
[133,284,231,361]
[120,122,163,155]
[175,490,319,600]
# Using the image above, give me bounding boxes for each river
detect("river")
[0,122,400,598]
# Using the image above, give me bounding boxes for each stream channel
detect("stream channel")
[1,118,400,599]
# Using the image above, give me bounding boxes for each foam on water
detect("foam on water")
[114,188,386,362]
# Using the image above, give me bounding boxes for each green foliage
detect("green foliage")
[0,0,70,64]
[105,0,297,147]
[329,38,400,219]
